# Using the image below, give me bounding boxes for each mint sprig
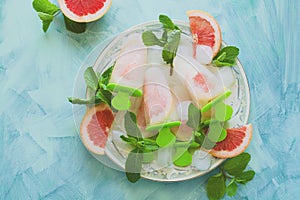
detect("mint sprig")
[120,112,160,183]
[32,0,60,32]
[125,148,143,183]
[142,14,181,75]
[68,65,114,106]
[213,46,239,67]
[162,29,181,75]
[206,153,255,200]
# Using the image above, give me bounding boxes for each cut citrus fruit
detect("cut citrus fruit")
[58,0,112,23]
[209,124,252,158]
[187,10,222,57]
[80,103,114,155]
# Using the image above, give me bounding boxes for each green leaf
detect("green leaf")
[193,131,216,149]
[63,15,86,33]
[142,139,159,151]
[213,46,239,67]
[84,67,99,91]
[156,128,176,147]
[67,97,102,105]
[227,180,238,197]
[235,170,255,184]
[37,12,54,32]
[32,0,60,15]
[186,103,201,130]
[161,30,168,44]
[162,29,181,67]
[214,102,233,122]
[207,122,227,142]
[142,150,155,163]
[100,64,114,86]
[125,148,143,183]
[159,15,180,30]
[142,31,165,47]
[124,111,142,139]
[95,90,111,105]
[206,173,226,200]
[120,135,137,145]
[111,92,131,110]
[201,90,232,113]
[173,150,192,167]
[223,152,251,176]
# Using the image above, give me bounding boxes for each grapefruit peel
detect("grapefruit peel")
[58,0,112,23]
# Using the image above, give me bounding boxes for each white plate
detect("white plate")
[71,20,250,182]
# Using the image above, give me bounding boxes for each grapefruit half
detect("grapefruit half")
[209,124,252,158]
[58,0,112,23]
[187,10,222,57]
[80,103,114,155]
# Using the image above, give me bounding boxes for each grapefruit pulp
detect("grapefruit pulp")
[209,124,252,158]
[187,10,222,58]
[80,103,114,155]
[58,0,112,23]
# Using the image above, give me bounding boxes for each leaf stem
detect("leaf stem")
[220,165,234,180]
[53,10,61,17]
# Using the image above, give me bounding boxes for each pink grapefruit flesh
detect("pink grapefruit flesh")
[209,124,252,158]
[58,0,112,23]
[80,104,114,155]
[187,10,222,58]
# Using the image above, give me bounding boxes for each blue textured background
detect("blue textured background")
[1,0,299,199]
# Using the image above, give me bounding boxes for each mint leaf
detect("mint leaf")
[235,170,255,184]
[125,148,143,183]
[96,90,112,106]
[162,29,181,72]
[32,0,60,32]
[125,111,142,139]
[227,180,238,197]
[84,67,99,91]
[67,97,102,105]
[120,135,137,145]
[142,150,155,163]
[142,31,165,47]
[37,12,54,32]
[32,0,60,15]
[159,15,180,30]
[206,173,226,200]
[63,15,86,33]
[213,46,239,67]
[156,128,176,147]
[186,103,201,130]
[223,152,251,176]
[100,64,114,86]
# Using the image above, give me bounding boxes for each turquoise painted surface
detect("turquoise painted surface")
[1,0,299,199]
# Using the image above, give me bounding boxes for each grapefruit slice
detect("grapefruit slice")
[187,10,222,58]
[58,0,112,23]
[80,103,114,155]
[209,124,252,158]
